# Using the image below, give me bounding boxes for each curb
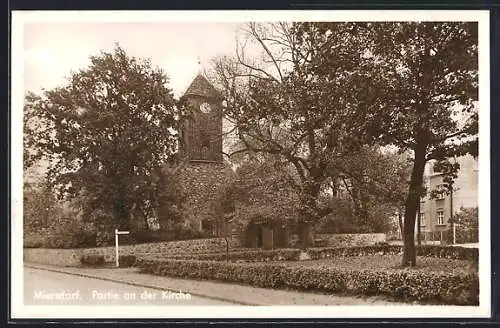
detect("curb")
[24,264,260,306]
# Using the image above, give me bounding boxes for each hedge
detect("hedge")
[164,245,478,262]
[309,245,478,262]
[137,257,479,305]
[166,248,299,262]
[80,254,136,267]
[118,255,137,267]
[416,245,478,261]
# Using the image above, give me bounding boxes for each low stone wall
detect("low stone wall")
[23,234,387,267]
[23,248,83,267]
[315,233,386,247]
[24,237,240,267]
[83,237,239,260]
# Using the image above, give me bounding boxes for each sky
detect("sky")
[23,22,245,97]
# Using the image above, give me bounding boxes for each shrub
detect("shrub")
[415,245,478,262]
[129,228,208,244]
[452,207,479,244]
[137,258,479,305]
[24,224,98,249]
[315,198,395,234]
[80,254,105,266]
[23,233,45,248]
[118,255,137,267]
[24,184,102,248]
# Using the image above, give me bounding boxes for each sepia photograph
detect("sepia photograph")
[11,10,490,319]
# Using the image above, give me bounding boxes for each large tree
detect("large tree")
[284,22,478,265]
[367,23,479,266]
[210,23,383,247]
[24,45,183,232]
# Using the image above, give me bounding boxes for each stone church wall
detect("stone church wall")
[174,161,236,233]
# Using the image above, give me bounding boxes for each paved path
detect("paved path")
[25,263,399,306]
[25,266,235,305]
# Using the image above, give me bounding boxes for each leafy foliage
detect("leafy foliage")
[23,182,58,229]
[208,154,299,246]
[318,146,412,233]
[24,218,98,249]
[127,227,208,244]
[451,207,479,243]
[24,45,183,231]
[234,156,300,225]
[23,181,99,248]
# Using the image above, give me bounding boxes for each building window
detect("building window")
[419,212,425,226]
[436,184,446,200]
[436,210,444,225]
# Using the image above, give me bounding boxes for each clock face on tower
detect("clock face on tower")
[200,102,211,113]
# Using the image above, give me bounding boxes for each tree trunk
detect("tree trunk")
[297,180,321,249]
[402,143,427,267]
[417,200,421,245]
[143,213,149,231]
[398,212,404,239]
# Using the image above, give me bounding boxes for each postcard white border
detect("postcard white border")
[11,10,491,319]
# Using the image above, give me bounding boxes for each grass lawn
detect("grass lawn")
[281,255,477,274]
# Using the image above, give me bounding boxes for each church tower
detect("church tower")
[180,74,224,163]
[174,74,237,241]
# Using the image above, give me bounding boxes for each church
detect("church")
[171,73,289,249]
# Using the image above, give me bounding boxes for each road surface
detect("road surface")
[24,266,236,305]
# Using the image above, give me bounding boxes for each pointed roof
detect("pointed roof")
[183,74,223,100]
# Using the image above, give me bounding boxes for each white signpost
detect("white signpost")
[115,229,130,268]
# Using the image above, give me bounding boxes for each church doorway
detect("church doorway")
[243,218,288,249]
[256,227,263,248]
